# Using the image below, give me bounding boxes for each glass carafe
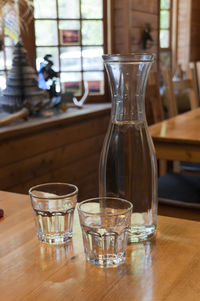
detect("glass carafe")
[99,53,157,242]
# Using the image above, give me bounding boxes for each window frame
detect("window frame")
[159,0,172,51]
[32,0,109,103]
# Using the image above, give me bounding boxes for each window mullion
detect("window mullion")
[79,0,83,94]
[56,0,61,91]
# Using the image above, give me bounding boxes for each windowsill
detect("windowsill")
[0,103,111,138]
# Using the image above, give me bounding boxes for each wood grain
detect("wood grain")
[190,0,200,61]
[130,0,158,14]
[0,104,111,195]
[1,190,200,301]
[177,0,191,70]
[113,0,159,71]
[130,11,158,29]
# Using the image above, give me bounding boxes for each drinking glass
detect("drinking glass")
[29,182,78,244]
[78,197,133,268]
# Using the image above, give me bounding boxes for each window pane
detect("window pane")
[34,0,57,18]
[58,0,80,19]
[81,0,103,19]
[0,71,6,90]
[36,47,59,71]
[160,11,169,29]
[5,47,13,69]
[59,21,80,45]
[82,21,103,45]
[60,72,82,96]
[160,30,169,48]
[35,20,58,46]
[4,36,15,47]
[60,47,81,71]
[160,50,171,70]
[82,47,103,71]
[59,20,80,30]
[0,52,5,70]
[83,71,104,95]
[160,0,170,9]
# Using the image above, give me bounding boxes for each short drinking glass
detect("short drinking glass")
[78,197,133,267]
[29,182,78,244]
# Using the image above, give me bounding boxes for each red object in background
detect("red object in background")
[0,208,4,218]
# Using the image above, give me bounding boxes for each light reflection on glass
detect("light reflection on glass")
[130,242,153,275]
[39,243,75,268]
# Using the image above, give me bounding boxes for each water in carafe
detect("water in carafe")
[99,54,157,242]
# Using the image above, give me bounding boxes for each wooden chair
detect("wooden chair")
[146,72,166,176]
[147,71,200,217]
[188,62,199,97]
[174,64,184,80]
[163,68,199,118]
[147,72,165,123]
[195,61,200,97]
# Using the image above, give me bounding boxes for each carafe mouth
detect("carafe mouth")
[102,53,156,63]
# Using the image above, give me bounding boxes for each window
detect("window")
[0,35,14,90]
[160,0,171,49]
[0,7,17,90]
[33,0,107,100]
[159,0,174,71]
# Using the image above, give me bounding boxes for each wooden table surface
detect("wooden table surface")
[1,190,200,301]
[149,107,200,162]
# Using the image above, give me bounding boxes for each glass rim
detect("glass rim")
[77,197,133,216]
[102,53,156,63]
[29,182,78,200]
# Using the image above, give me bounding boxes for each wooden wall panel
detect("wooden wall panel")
[0,115,109,168]
[9,154,101,201]
[130,11,158,29]
[0,104,111,200]
[177,0,191,70]
[112,0,159,70]
[114,0,123,9]
[130,0,158,14]
[190,0,200,61]
[177,0,200,67]
[0,134,105,189]
[113,9,124,27]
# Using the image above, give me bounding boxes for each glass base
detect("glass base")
[87,253,126,268]
[37,232,72,244]
[128,225,156,243]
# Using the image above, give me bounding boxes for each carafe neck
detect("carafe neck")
[104,54,154,123]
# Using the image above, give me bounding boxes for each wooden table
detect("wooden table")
[149,108,200,162]
[1,190,200,301]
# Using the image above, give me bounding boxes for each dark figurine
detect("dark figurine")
[38,54,59,99]
[141,23,153,50]
[38,54,89,109]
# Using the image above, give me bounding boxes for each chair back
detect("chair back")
[147,71,165,123]
[195,61,200,97]
[188,62,199,100]
[147,72,166,176]
[163,68,199,117]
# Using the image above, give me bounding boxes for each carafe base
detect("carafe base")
[128,224,156,243]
